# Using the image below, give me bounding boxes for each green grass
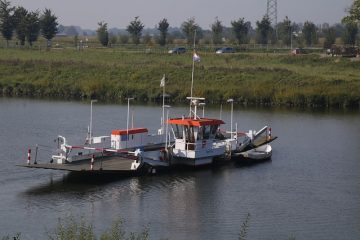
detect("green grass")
[2,214,257,240]
[0,48,359,108]
[46,216,149,240]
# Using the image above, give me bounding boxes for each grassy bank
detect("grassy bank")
[0,48,359,108]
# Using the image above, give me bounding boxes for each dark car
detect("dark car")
[216,47,235,54]
[168,47,186,54]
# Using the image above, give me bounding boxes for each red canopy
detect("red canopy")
[167,118,224,127]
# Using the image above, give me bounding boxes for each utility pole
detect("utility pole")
[267,0,278,38]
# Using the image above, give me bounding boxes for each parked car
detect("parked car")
[168,47,186,54]
[216,47,235,54]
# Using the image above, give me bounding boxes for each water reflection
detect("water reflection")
[22,158,273,204]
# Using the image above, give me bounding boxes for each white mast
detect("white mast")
[89,99,97,144]
[126,97,134,136]
[161,74,166,133]
[227,98,234,138]
[164,105,171,148]
[126,97,134,148]
[190,29,197,117]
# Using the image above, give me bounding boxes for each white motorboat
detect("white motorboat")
[235,144,272,162]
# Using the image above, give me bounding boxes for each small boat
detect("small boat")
[234,144,272,163]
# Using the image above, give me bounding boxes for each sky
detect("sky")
[11,0,354,30]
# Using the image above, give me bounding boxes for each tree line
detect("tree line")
[0,0,58,47]
[1,0,359,49]
[98,16,359,50]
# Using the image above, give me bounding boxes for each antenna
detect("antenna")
[266,0,278,27]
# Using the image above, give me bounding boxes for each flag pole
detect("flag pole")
[190,29,197,117]
[162,74,165,134]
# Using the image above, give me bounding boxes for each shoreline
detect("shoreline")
[0,48,359,109]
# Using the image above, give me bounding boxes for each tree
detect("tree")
[119,34,129,44]
[13,6,27,45]
[126,16,144,45]
[211,17,223,45]
[323,27,336,49]
[231,17,251,44]
[181,17,202,44]
[97,21,109,47]
[157,18,169,46]
[302,21,317,47]
[40,8,58,47]
[277,16,292,46]
[25,11,40,46]
[342,0,360,26]
[143,34,152,45]
[109,34,117,45]
[256,16,272,44]
[342,22,358,45]
[0,0,14,47]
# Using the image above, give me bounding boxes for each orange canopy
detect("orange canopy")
[167,118,225,127]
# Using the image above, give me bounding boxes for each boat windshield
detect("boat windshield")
[172,124,184,139]
[184,126,195,143]
[198,125,219,140]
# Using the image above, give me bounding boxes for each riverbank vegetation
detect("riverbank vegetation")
[1,217,150,240]
[1,214,252,240]
[0,48,359,108]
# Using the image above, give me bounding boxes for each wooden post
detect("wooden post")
[90,154,94,170]
[27,149,31,165]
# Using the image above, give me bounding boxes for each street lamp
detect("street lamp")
[227,99,234,138]
[199,102,205,118]
[89,99,98,144]
[126,98,134,136]
[290,27,293,51]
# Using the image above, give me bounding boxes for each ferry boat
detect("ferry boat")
[20,96,276,175]
[20,33,277,175]
[138,96,277,171]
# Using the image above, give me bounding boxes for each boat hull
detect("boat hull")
[234,144,272,164]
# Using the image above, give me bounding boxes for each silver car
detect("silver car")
[216,47,235,54]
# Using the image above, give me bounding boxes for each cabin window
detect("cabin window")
[210,125,219,138]
[198,126,203,140]
[184,126,195,143]
[203,125,210,139]
[172,125,183,139]
[121,135,129,141]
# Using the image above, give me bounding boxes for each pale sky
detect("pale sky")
[11,0,353,29]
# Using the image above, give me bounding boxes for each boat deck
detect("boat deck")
[253,136,278,147]
[19,155,137,172]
